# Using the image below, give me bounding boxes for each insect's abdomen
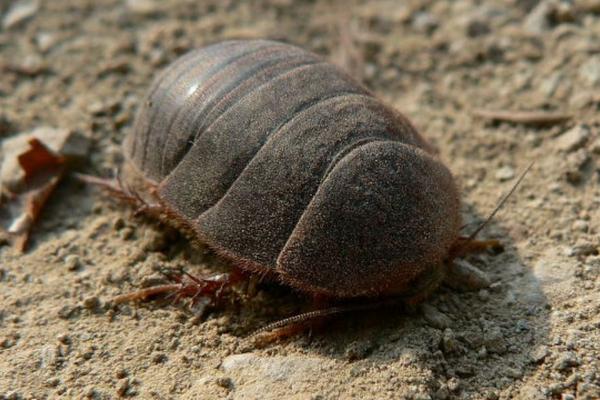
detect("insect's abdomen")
[124,40,453,285]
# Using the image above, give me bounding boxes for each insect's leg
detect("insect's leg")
[248,294,334,344]
[112,267,248,307]
[441,235,501,291]
[450,236,503,258]
[443,259,491,291]
[248,295,407,345]
[75,172,165,218]
[75,173,143,206]
[250,321,316,347]
[112,284,182,304]
[402,264,447,305]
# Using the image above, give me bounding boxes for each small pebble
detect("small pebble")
[441,328,460,354]
[434,385,450,400]
[85,388,97,399]
[554,352,580,371]
[46,377,60,387]
[344,340,374,361]
[447,377,461,393]
[126,0,161,16]
[568,241,598,257]
[35,32,58,52]
[116,379,130,396]
[572,220,589,232]
[412,11,438,34]
[120,227,134,240]
[524,0,558,33]
[496,166,515,181]
[4,390,22,400]
[466,20,490,37]
[478,289,490,301]
[152,352,167,364]
[116,368,128,379]
[64,255,81,271]
[529,346,550,364]
[505,367,523,379]
[82,296,101,311]
[579,57,600,86]
[484,327,507,354]
[56,334,71,344]
[215,376,233,390]
[2,0,39,30]
[113,217,125,230]
[477,346,488,359]
[57,305,80,319]
[556,125,590,153]
[421,304,452,330]
[141,229,166,252]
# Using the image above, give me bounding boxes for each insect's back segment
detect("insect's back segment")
[277,141,461,298]
[124,40,442,275]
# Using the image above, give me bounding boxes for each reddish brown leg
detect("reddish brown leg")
[248,294,333,344]
[449,236,503,259]
[251,322,318,347]
[75,172,163,218]
[249,296,404,344]
[113,268,248,307]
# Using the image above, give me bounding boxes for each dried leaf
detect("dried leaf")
[0,138,65,252]
[18,138,64,181]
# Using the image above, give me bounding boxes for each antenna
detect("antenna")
[466,161,534,241]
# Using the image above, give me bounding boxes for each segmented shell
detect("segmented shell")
[124,40,460,298]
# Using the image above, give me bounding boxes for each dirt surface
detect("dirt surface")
[1,0,600,399]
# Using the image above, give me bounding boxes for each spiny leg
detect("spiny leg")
[444,236,502,291]
[75,172,164,218]
[248,297,403,345]
[112,267,247,310]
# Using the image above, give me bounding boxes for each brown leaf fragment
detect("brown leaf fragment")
[1,138,66,252]
[18,138,65,181]
[473,109,572,126]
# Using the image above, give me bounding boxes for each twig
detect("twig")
[473,109,572,126]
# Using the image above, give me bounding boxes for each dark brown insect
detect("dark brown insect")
[86,39,518,327]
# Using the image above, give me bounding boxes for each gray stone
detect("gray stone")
[126,0,160,16]
[447,377,461,393]
[523,0,574,34]
[554,352,580,371]
[483,327,507,354]
[412,12,438,34]
[82,296,101,311]
[556,125,590,153]
[64,255,81,271]
[518,384,546,400]
[441,328,460,354]
[579,57,600,86]
[496,166,515,181]
[421,304,452,330]
[344,340,374,361]
[567,240,598,257]
[466,20,490,37]
[2,0,39,30]
[530,345,549,363]
[221,353,331,384]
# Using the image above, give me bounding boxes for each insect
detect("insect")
[84,39,524,332]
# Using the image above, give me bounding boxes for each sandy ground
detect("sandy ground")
[1,0,600,399]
